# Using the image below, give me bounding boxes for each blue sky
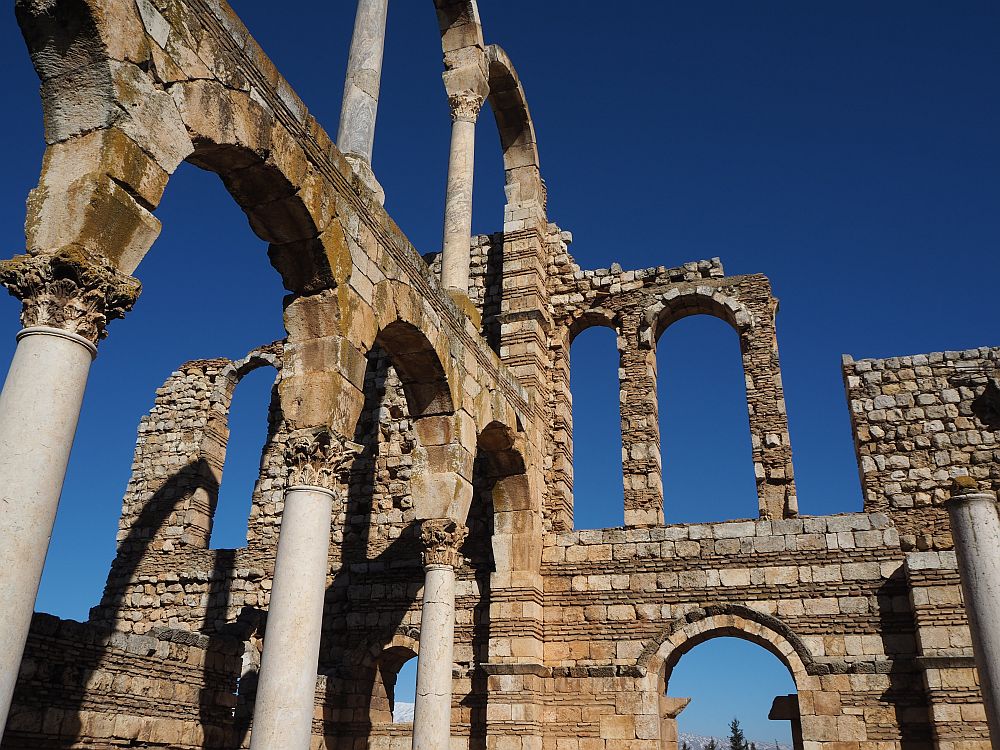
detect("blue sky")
[1,1,997,741]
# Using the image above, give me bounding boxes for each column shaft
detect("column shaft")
[946,490,1000,745]
[249,486,334,750]
[440,117,477,294]
[412,563,457,750]
[337,0,389,164]
[0,327,95,732]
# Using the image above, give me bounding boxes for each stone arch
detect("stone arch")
[556,310,626,528]
[434,0,485,55]
[638,605,815,687]
[18,0,346,299]
[642,287,754,348]
[567,308,621,347]
[370,638,420,726]
[208,345,284,413]
[374,321,454,420]
[485,45,544,209]
[369,280,458,419]
[477,421,527,486]
[476,422,538,578]
[170,80,346,296]
[16,0,191,274]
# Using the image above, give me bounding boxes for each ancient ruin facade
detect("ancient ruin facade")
[0,2,998,750]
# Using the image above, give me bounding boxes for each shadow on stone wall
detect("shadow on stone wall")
[876,568,933,748]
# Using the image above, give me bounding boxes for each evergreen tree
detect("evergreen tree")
[706,740,719,750]
[750,744,757,750]
[729,718,748,750]
[681,743,691,750]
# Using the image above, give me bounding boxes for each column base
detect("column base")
[344,155,385,205]
[446,289,482,330]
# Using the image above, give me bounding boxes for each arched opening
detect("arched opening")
[317,314,458,745]
[209,364,279,550]
[30,159,287,621]
[375,320,454,418]
[657,315,757,523]
[664,636,797,750]
[371,645,418,726]
[570,324,625,529]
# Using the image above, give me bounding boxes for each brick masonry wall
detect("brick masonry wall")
[537,514,929,749]
[905,552,991,749]
[2,615,243,750]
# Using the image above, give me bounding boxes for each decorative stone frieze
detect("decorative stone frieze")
[448,92,485,123]
[0,249,141,342]
[284,427,362,491]
[419,518,468,568]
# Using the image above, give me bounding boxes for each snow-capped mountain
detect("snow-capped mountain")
[392,702,415,723]
[678,733,792,750]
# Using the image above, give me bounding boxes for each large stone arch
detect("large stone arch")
[639,605,815,687]
[169,79,348,296]
[548,308,625,527]
[485,45,544,209]
[17,0,348,299]
[637,606,868,747]
[566,307,621,347]
[16,0,189,275]
[369,279,458,418]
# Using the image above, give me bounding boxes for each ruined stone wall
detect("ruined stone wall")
[546,247,795,528]
[2,615,243,750]
[537,514,932,748]
[3,0,996,747]
[844,346,1000,551]
[82,338,501,750]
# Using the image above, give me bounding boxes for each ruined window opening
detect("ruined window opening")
[570,325,625,529]
[373,646,418,725]
[209,366,277,550]
[665,636,798,750]
[657,315,757,523]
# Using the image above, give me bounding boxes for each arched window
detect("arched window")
[657,315,756,523]
[209,365,278,550]
[570,325,625,529]
[666,637,798,749]
[372,646,418,725]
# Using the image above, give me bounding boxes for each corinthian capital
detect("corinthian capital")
[448,92,486,123]
[285,427,362,491]
[419,518,468,568]
[0,249,141,342]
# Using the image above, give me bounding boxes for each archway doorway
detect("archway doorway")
[662,637,799,750]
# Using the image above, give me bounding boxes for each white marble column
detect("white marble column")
[337,0,388,202]
[249,429,358,750]
[412,518,468,750]
[946,480,1000,745]
[0,251,138,736]
[440,92,486,297]
[0,327,94,730]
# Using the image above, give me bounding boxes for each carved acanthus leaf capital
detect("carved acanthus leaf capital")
[0,249,141,342]
[285,427,362,491]
[419,518,468,568]
[448,92,486,123]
